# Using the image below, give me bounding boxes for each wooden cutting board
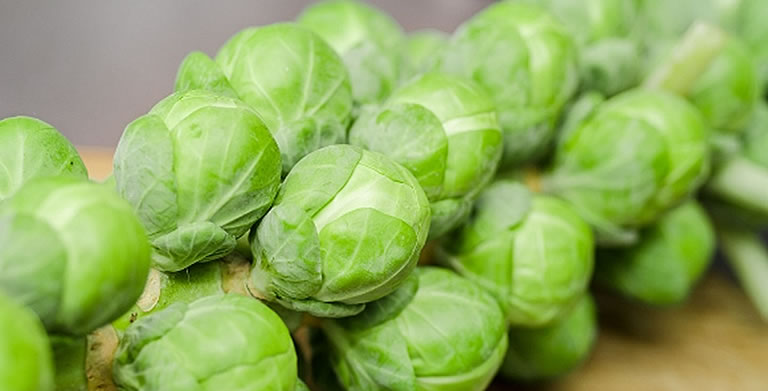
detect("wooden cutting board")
[79,147,768,391]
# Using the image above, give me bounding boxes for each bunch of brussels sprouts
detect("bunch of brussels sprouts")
[3,0,768,389]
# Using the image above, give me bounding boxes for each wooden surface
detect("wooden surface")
[78,147,768,391]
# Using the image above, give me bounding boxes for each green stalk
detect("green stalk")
[718,226,768,321]
[705,157,768,217]
[644,21,728,95]
[51,336,88,391]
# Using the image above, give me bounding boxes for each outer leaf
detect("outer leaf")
[252,203,324,300]
[152,221,236,272]
[277,144,361,214]
[317,208,419,304]
[428,197,472,239]
[341,272,420,330]
[349,103,447,199]
[114,114,178,238]
[174,51,239,98]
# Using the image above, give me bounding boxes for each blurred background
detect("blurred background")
[0,0,494,147]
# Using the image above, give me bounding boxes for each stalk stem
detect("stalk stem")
[644,21,728,95]
[705,157,768,217]
[718,225,768,322]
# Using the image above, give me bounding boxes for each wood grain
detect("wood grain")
[78,147,768,391]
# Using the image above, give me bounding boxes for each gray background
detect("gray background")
[0,0,493,147]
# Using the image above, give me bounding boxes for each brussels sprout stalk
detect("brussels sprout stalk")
[50,327,119,391]
[718,226,768,322]
[644,21,728,95]
[705,157,768,217]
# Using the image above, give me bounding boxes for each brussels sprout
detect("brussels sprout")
[321,267,508,391]
[438,1,579,167]
[113,89,281,272]
[0,116,87,201]
[250,145,431,317]
[542,89,710,245]
[401,30,449,81]
[113,294,299,391]
[175,23,353,174]
[500,295,597,381]
[298,0,404,105]
[349,72,502,237]
[0,293,54,391]
[439,180,594,327]
[0,177,150,336]
[688,39,759,133]
[596,202,715,306]
[522,0,640,96]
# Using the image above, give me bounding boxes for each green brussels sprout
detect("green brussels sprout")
[0,177,150,336]
[0,116,87,201]
[500,295,597,381]
[438,1,579,167]
[579,38,641,96]
[401,30,449,81]
[439,180,594,327]
[250,145,431,317]
[596,202,715,306]
[0,293,54,391]
[688,39,759,134]
[113,294,299,391]
[522,0,640,96]
[542,89,710,245]
[349,72,502,237]
[175,23,353,174]
[298,0,404,105]
[321,267,508,391]
[113,89,281,272]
